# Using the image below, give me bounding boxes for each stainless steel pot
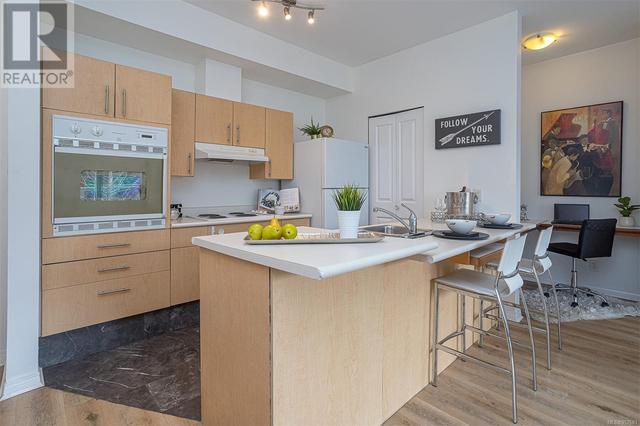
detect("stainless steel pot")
[445,191,478,217]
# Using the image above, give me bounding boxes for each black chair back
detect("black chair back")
[577,219,617,260]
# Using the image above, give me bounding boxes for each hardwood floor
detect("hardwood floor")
[385,316,640,425]
[0,317,638,425]
[0,387,198,426]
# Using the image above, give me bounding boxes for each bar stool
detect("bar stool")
[432,233,535,424]
[471,226,562,371]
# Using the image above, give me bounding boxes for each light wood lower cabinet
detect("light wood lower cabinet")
[42,250,170,291]
[171,246,199,305]
[42,229,170,264]
[41,271,170,336]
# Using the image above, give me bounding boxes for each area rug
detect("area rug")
[522,288,640,323]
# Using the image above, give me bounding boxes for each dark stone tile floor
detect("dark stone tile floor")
[43,326,201,420]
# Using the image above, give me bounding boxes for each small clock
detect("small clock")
[319,125,334,138]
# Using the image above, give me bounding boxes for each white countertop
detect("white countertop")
[416,219,537,263]
[171,213,313,229]
[192,220,537,280]
[192,226,439,280]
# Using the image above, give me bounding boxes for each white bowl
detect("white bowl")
[445,219,477,235]
[485,213,511,225]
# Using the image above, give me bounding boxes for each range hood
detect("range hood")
[194,142,269,163]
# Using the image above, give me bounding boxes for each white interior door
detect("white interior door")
[396,109,424,217]
[368,109,424,224]
[369,115,396,223]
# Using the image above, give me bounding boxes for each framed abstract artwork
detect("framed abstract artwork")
[540,101,623,197]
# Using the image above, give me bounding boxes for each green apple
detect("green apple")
[281,224,298,240]
[262,225,282,240]
[247,223,264,240]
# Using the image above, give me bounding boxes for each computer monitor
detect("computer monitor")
[553,204,590,224]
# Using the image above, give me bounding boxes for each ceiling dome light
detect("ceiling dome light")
[258,1,269,17]
[283,6,292,20]
[307,10,315,24]
[522,33,558,50]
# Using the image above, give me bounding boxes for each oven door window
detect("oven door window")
[54,151,164,221]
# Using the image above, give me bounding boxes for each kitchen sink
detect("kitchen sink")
[360,224,431,239]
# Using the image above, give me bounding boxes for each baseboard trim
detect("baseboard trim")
[0,369,43,400]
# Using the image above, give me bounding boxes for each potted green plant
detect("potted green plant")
[299,117,322,139]
[332,184,367,239]
[614,196,639,227]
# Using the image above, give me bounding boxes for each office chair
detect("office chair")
[547,219,617,308]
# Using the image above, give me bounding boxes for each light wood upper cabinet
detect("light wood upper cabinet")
[195,94,233,145]
[251,108,293,180]
[171,89,195,176]
[42,53,115,117]
[233,102,266,149]
[114,64,172,125]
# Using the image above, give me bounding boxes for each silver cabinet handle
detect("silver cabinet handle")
[97,265,130,273]
[97,288,131,296]
[268,161,271,178]
[122,89,127,117]
[188,152,192,175]
[104,85,110,114]
[97,243,131,249]
[236,126,240,145]
[226,124,231,144]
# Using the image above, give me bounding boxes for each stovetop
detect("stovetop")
[197,212,258,219]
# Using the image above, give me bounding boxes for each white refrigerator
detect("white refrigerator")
[282,138,369,229]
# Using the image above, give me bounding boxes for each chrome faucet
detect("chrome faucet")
[372,203,419,234]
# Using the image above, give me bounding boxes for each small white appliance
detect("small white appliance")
[282,138,369,229]
[51,115,168,236]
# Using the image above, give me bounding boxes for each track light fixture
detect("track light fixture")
[252,0,324,24]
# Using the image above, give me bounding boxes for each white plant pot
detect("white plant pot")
[619,216,635,227]
[337,210,361,239]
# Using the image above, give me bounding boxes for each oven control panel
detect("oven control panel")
[52,114,168,149]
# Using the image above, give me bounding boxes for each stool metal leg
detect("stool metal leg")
[519,288,537,392]
[495,289,517,424]
[478,299,484,347]
[461,294,467,354]
[547,270,562,350]
[431,283,440,387]
[533,269,551,370]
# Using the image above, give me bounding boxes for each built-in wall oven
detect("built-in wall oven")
[51,115,168,236]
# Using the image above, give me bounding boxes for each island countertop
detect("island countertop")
[192,226,439,280]
[192,220,536,280]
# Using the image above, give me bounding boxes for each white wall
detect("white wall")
[522,38,640,300]
[1,86,43,399]
[0,87,7,370]
[326,12,522,218]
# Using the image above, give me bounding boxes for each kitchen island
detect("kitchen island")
[193,222,536,426]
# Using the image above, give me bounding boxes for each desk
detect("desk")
[537,222,640,237]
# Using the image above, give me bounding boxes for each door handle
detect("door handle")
[227,124,231,144]
[188,152,192,175]
[97,265,130,273]
[97,288,131,296]
[122,89,127,117]
[236,126,240,145]
[104,85,110,114]
[97,243,131,249]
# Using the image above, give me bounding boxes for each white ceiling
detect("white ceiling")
[186,0,640,66]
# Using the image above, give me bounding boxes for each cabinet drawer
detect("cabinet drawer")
[41,271,170,336]
[42,250,170,291]
[42,229,170,264]
[171,226,214,248]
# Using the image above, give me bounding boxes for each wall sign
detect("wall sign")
[435,109,501,149]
